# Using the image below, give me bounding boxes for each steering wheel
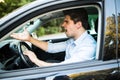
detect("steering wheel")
[18,42,37,67]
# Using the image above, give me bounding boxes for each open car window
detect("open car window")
[17,7,98,41]
[0,5,100,71]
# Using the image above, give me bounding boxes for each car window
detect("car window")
[17,7,98,41]
[0,5,99,71]
[25,6,98,62]
[32,9,98,41]
[103,0,120,60]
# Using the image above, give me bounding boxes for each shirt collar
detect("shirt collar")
[74,31,88,46]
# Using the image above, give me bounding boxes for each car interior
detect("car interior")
[0,6,98,70]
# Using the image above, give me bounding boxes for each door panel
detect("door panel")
[69,68,116,80]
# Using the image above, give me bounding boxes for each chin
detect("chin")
[66,34,72,38]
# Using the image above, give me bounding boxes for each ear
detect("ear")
[76,21,82,29]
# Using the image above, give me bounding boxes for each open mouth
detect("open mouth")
[61,27,67,32]
[64,29,67,33]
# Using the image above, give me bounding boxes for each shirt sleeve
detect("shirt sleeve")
[53,39,96,65]
[47,41,67,53]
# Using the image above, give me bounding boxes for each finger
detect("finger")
[23,50,31,55]
[11,33,23,40]
[10,33,19,38]
[23,51,28,55]
[23,50,29,53]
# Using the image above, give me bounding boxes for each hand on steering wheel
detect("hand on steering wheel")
[23,50,37,63]
[18,42,38,67]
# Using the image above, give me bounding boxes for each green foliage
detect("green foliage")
[35,18,64,36]
[35,26,62,37]
[35,26,45,36]
[0,0,34,18]
[88,15,98,29]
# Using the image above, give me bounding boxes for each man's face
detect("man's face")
[62,15,78,38]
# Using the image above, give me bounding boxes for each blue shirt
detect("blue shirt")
[47,31,96,64]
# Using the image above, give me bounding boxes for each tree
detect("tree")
[0,0,34,18]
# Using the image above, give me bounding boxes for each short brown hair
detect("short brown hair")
[63,8,89,30]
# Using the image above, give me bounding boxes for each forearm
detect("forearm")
[29,37,48,51]
[34,58,54,67]
[24,50,54,67]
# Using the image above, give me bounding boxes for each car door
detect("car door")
[0,0,120,80]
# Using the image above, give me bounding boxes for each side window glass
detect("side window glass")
[104,0,120,60]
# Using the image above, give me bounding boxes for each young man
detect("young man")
[10,8,96,67]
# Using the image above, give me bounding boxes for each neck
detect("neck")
[74,29,86,40]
